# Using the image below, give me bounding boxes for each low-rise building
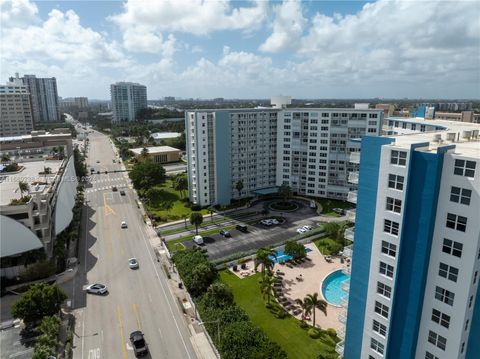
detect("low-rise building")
[435,111,480,123]
[130,146,181,164]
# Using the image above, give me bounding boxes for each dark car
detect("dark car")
[130,331,148,357]
[96,170,100,174]
[120,190,126,196]
[235,224,248,233]
[112,186,118,192]
[219,230,231,237]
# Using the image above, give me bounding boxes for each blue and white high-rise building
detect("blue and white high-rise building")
[341,118,480,359]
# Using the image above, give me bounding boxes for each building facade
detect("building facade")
[110,82,147,122]
[130,146,181,164]
[185,106,383,206]
[0,77,34,137]
[342,119,480,359]
[10,74,60,123]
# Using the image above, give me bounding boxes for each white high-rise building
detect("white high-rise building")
[340,118,480,359]
[110,82,147,122]
[185,104,384,206]
[0,77,34,137]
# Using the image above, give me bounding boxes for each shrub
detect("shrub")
[308,328,321,339]
[325,328,337,338]
[19,261,56,282]
[191,204,201,211]
[275,309,288,319]
[299,320,309,329]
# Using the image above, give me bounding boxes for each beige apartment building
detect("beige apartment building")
[131,146,182,163]
[0,78,34,137]
[435,111,480,123]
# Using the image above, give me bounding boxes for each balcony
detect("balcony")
[344,227,355,242]
[341,279,350,292]
[337,326,346,340]
[347,190,357,204]
[336,341,345,357]
[346,209,356,222]
[338,312,347,324]
[348,171,359,184]
[349,152,360,164]
[343,244,353,258]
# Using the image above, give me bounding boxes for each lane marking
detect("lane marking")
[103,193,116,216]
[132,303,142,330]
[116,305,127,359]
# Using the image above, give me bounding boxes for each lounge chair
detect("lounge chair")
[286,263,293,268]
[293,309,302,315]
[305,257,312,262]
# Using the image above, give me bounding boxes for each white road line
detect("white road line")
[140,228,193,358]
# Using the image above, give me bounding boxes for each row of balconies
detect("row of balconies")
[344,227,355,242]
[347,190,357,204]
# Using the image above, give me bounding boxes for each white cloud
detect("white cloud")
[259,0,307,53]
[0,0,38,28]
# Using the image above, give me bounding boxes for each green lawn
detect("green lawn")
[314,237,343,256]
[220,271,338,359]
[317,199,355,217]
[145,179,208,222]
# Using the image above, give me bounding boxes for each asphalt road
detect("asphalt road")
[70,129,197,359]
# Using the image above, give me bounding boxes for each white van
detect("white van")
[193,235,204,245]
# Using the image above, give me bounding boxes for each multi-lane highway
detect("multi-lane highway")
[71,128,197,359]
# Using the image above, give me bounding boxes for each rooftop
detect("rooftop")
[130,146,181,155]
[0,160,64,206]
[151,132,182,140]
[187,107,383,113]
[386,118,480,157]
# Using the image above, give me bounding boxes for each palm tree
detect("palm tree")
[18,181,29,198]
[254,247,277,277]
[173,176,188,198]
[260,274,276,304]
[295,298,312,322]
[235,180,244,198]
[304,293,328,328]
[190,212,203,235]
[140,147,149,161]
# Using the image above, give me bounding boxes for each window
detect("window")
[377,282,392,298]
[381,241,397,257]
[428,330,447,351]
[435,286,455,306]
[388,174,404,190]
[372,320,387,337]
[465,319,469,331]
[425,351,439,359]
[442,238,462,258]
[432,309,450,328]
[446,213,467,232]
[450,186,472,205]
[370,338,384,355]
[438,263,459,282]
[379,262,394,278]
[454,159,476,178]
[386,197,402,213]
[384,219,400,235]
[469,295,474,308]
[391,150,407,166]
[374,301,389,319]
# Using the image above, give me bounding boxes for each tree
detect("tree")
[11,283,67,323]
[173,175,188,198]
[323,222,348,246]
[260,273,276,304]
[235,180,244,198]
[199,282,234,309]
[188,262,217,297]
[284,241,307,260]
[279,183,292,204]
[18,181,29,198]
[190,212,203,234]
[254,247,277,277]
[162,200,174,213]
[140,147,149,161]
[304,293,327,328]
[129,160,166,191]
[295,298,312,322]
[1,154,10,163]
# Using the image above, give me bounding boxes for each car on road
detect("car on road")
[96,170,100,174]
[85,283,108,295]
[90,168,95,173]
[129,258,139,269]
[121,221,128,229]
[219,230,231,237]
[130,331,149,357]
[112,186,118,192]
[236,224,248,232]
[302,225,312,231]
[96,160,100,163]
[120,190,126,196]
[296,228,306,234]
[193,235,204,245]
[261,219,273,226]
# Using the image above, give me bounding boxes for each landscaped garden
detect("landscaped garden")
[316,198,355,217]
[314,222,352,256]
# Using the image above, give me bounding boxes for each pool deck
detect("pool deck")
[273,243,344,330]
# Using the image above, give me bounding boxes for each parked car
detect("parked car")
[220,230,231,237]
[302,225,312,231]
[296,228,306,234]
[261,219,273,226]
[129,258,139,269]
[130,331,149,357]
[121,221,128,229]
[120,190,126,196]
[236,224,248,232]
[112,186,118,192]
[193,235,204,245]
[85,283,108,295]
[333,208,346,215]
[96,160,100,163]
[271,219,280,225]
[90,168,95,173]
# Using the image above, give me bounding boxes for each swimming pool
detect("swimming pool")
[321,270,350,306]
[270,248,312,263]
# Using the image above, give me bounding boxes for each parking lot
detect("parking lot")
[183,199,323,261]
[0,322,37,359]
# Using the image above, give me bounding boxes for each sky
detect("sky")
[1,0,479,100]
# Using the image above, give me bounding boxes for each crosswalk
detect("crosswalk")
[85,175,131,193]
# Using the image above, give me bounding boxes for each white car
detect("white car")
[129,258,139,269]
[261,219,273,226]
[86,283,108,295]
[302,225,312,231]
[121,221,127,229]
[296,228,306,234]
[271,219,280,225]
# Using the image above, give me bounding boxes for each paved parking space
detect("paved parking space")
[0,324,37,359]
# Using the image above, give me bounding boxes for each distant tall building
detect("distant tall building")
[60,97,89,109]
[0,76,34,137]
[110,82,147,122]
[10,74,60,123]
